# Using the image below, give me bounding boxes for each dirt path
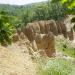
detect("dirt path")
[0,40,37,75]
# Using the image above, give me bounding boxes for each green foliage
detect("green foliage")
[51,0,75,14]
[61,0,75,14]
[33,4,49,20]
[48,1,66,20]
[61,0,75,9]
[38,58,75,75]
[21,6,32,27]
[55,36,75,58]
[0,12,14,45]
[0,0,74,29]
[0,1,67,28]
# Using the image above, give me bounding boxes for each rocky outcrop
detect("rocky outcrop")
[23,20,58,42]
[38,20,46,34]
[16,28,22,35]
[22,22,40,42]
[12,33,19,43]
[48,20,58,36]
[58,21,67,38]
[67,28,74,41]
[56,21,62,35]
[12,19,74,58]
[35,32,55,57]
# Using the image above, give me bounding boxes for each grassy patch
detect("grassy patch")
[55,36,75,58]
[37,58,75,75]
[36,36,75,75]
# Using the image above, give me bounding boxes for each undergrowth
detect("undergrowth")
[37,58,75,75]
[55,35,75,58]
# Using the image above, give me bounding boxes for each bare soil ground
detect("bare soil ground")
[0,39,37,75]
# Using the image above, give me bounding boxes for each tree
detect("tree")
[48,0,66,20]
[0,11,14,45]
[33,4,49,20]
[51,0,75,15]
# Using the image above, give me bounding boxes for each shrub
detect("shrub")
[0,13,14,45]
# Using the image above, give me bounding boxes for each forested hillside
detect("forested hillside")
[0,0,74,28]
[0,1,67,28]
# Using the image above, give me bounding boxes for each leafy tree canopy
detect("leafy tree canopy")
[0,11,14,46]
